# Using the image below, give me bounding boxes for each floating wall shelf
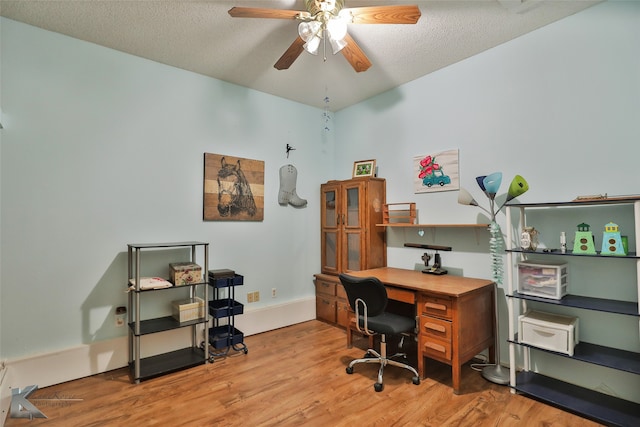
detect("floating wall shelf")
[376,223,489,228]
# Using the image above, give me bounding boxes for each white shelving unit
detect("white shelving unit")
[505,199,640,426]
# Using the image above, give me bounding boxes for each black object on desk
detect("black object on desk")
[404,243,452,275]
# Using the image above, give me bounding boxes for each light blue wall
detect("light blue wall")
[0,17,333,358]
[336,1,640,403]
[1,0,639,403]
[0,16,3,364]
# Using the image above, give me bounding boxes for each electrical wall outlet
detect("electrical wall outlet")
[247,292,254,303]
[254,291,260,302]
[271,288,276,298]
[115,306,127,327]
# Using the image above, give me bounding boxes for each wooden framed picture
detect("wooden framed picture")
[203,153,264,221]
[352,159,376,178]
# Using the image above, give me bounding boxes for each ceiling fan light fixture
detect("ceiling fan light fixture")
[303,36,321,55]
[298,20,322,55]
[298,20,322,41]
[326,17,347,40]
[326,16,348,54]
[329,36,347,54]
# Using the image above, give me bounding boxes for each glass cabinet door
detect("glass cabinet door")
[322,187,338,228]
[321,185,340,274]
[345,230,362,272]
[345,186,360,227]
[342,182,365,272]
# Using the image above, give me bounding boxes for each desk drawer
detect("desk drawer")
[315,279,336,297]
[420,316,451,341]
[387,287,415,304]
[421,336,452,362]
[421,295,453,319]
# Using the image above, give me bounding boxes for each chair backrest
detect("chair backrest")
[339,273,388,317]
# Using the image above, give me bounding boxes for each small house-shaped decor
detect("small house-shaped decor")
[573,222,596,255]
[601,221,625,255]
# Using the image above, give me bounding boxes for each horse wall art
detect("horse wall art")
[204,153,264,221]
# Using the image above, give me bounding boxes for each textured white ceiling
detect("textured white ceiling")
[0,0,600,111]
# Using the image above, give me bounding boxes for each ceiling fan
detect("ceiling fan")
[228,0,421,72]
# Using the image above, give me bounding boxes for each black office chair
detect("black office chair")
[339,273,420,392]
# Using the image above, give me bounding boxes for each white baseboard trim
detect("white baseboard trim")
[236,296,315,336]
[3,297,316,392]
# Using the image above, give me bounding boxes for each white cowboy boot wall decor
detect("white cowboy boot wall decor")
[278,164,307,207]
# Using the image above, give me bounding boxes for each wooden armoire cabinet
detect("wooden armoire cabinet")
[314,177,386,327]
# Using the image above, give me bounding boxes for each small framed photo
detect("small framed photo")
[353,159,376,178]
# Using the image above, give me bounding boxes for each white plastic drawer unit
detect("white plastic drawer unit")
[519,310,579,356]
[518,260,568,300]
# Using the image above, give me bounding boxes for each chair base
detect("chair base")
[346,334,420,392]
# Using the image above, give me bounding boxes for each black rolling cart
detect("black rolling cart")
[204,269,248,361]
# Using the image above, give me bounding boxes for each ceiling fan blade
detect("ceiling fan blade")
[344,5,421,24]
[274,36,306,70]
[340,33,372,73]
[228,7,307,20]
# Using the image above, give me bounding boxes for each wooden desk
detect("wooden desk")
[348,267,495,394]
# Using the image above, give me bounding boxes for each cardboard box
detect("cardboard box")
[169,262,202,285]
[519,310,579,356]
[518,260,568,300]
[172,297,205,322]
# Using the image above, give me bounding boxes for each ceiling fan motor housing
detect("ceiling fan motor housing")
[306,0,345,17]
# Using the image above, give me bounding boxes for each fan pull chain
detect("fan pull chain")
[322,29,328,62]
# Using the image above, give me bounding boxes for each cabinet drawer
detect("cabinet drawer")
[336,300,350,328]
[421,295,453,319]
[336,283,347,300]
[316,297,336,323]
[421,316,452,341]
[315,280,336,297]
[421,336,452,361]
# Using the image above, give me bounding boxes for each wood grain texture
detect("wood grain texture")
[347,5,422,24]
[228,7,304,20]
[340,33,371,73]
[274,36,306,70]
[5,321,601,427]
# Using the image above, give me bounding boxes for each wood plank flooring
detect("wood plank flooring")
[5,320,601,426]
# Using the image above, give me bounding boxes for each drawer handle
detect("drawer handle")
[425,342,446,353]
[425,302,447,312]
[321,299,331,305]
[533,328,555,337]
[425,322,446,333]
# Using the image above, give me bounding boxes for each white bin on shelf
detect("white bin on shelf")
[519,310,579,356]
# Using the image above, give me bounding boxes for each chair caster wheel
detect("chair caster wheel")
[412,376,420,385]
[374,383,384,392]
[346,366,354,374]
